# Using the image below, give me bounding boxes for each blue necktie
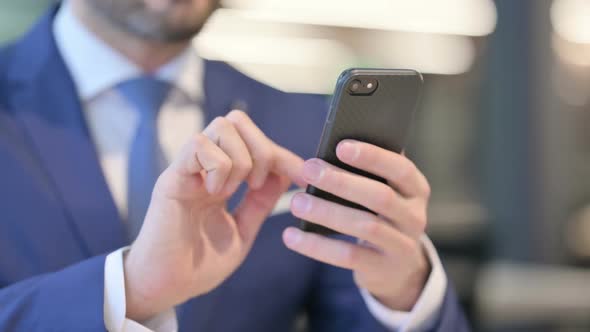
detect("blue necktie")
[118,77,172,241]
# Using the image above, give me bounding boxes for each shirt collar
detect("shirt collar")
[53,1,203,102]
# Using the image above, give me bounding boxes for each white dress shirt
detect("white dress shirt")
[53,2,447,331]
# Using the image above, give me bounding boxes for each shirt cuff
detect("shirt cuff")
[104,247,178,332]
[360,236,447,332]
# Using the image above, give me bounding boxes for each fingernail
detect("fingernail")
[284,227,302,246]
[303,160,325,183]
[291,194,311,214]
[338,141,360,162]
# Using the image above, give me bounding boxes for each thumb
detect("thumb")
[234,173,291,244]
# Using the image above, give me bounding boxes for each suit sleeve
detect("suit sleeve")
[428,284,471,332]
[305,262,390,332]
[306,263,470,332]
[0,254,108,332]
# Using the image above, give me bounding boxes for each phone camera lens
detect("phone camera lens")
[349,80,361,92]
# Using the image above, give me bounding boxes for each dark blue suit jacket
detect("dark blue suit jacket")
[0,9,470,332]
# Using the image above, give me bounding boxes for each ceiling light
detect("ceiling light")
[222,0,497,36]
[551,0,590,44]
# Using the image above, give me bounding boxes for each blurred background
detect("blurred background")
[2,0,590,331]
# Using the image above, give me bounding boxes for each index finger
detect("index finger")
[273,145,306,188]
[226,110,305,188]
[336,140,430,198]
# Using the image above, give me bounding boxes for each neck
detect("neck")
[71,1,189,72]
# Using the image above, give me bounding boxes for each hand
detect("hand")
[124,111,304,321]
[283,139,431,311]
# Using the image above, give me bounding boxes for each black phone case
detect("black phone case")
[300,68,423,235]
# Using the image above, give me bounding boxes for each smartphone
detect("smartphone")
[299,68,423,235]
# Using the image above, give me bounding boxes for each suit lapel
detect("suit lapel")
[6,11,127,256]
[202,60,246,122]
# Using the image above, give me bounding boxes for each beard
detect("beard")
[87,0,220,43]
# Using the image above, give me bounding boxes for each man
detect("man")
[0,0,469,331]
